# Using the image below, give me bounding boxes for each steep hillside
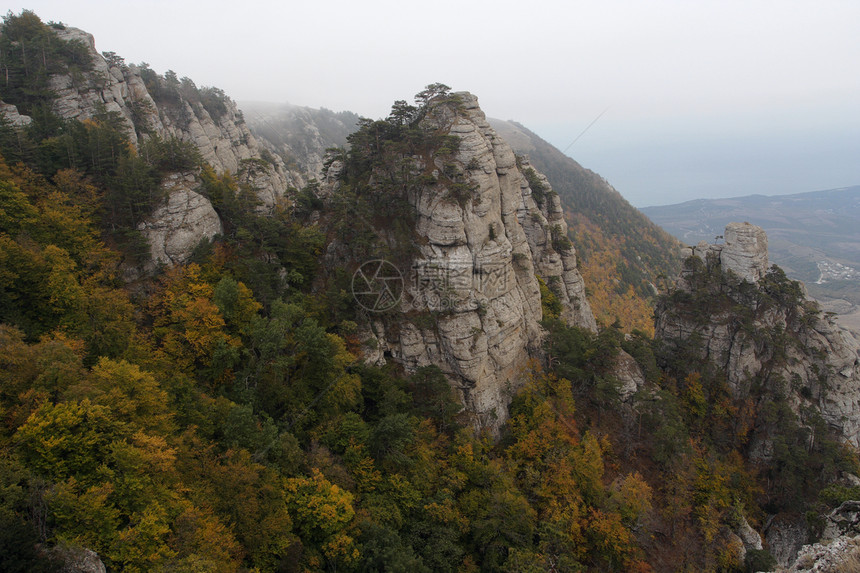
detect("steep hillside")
[489,119,682,333]
[655,223,860,567]
[642,186,860,313]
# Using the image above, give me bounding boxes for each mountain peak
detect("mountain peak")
[317,89,595,431]
[683,221,769,283]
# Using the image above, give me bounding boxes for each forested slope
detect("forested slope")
[2,11,859,573]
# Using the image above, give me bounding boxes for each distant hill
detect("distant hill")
[489,118,682,332]
[642,186,860,309]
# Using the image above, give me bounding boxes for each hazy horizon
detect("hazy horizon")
[6,0,859,208]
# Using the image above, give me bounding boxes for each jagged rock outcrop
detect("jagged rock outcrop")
[46,27,139,143]
[0,101,32,126]
[657,223,860,568]
[614,349,647,402]
[721,222,769,282]
[137,172,222,267]
[784,536,860,572]
[681,222,769,283]
[1,23,299,267]
[516,159,595,329]
[781,503,860,572]
[726,515,765,566]
[657,223,860,447]
[44,27,297,208]
[821,501,860,541]
[348,93,595,432]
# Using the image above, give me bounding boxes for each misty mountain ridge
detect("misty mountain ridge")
[239,100,360,177]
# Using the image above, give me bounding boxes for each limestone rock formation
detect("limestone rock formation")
[659,223,860,447]
[658,223,860,567]
[47,27,139,143]
[681,221,769,283]
[721,222,769,282]
[0,101,32,127]
[726,515,765,566]
[785,536,860,572]
[43,27,297,209]
[614,350,647,402]
[343,93,595,432]
[138,172,222,267]
[2,24,300,266]
[782,502,860,572]
[49,544,107,573]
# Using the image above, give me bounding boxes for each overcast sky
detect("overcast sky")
[8,0,860,206]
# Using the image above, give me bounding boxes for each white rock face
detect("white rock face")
[682,222,769,284]
[354,93,595,432]
[722,222,769,282]
[0,102,32,126]
[43,28,297,207]
[657,224,860,447]
[784,502,860,572]
[614,350,646,402]
[138,173,222,267]
[49,544,107,573]
[48,27,139,143]
[786,536,860,572]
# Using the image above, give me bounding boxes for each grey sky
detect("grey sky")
[8,0,860,206]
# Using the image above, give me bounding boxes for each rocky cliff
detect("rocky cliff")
[488,118,682,333]
[327,92,596,432]
[654,223,860,567]
[1,23,298,266]
[52,27,298,203]
[656,222,860,448]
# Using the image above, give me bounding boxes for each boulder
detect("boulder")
[138,172,222,267]
[0,101,32,126]
[50,544,106,573]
